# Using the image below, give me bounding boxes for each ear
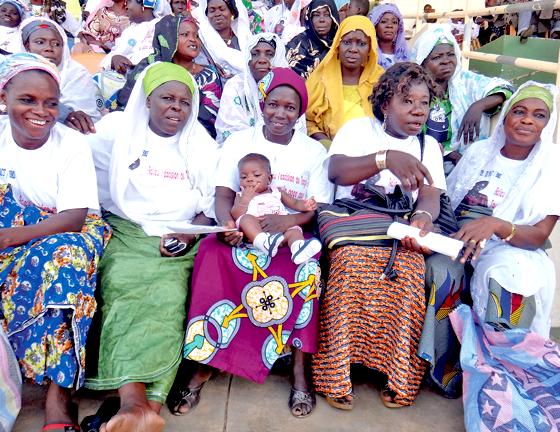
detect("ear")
[146,95,151,109]
[0,90,8,107]
[380,100,389,117]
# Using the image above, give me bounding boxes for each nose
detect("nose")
[31,102,50,116]
[410,102,425,116]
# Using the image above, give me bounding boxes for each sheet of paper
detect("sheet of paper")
[164,223,237,235]
[387,222,464,259]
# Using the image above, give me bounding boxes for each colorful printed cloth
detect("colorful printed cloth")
[0,184,110,389]
[450,304,560,432]
[184,235,321,383]
[242,0,264,33]
[0,326,20,432]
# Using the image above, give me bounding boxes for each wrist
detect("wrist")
[411,209,433,223]
[375,150,388,171]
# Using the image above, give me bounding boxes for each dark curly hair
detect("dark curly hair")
[369,62,440,122]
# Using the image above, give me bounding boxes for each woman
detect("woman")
[72,0,130,54]
[85,61,218,432]
[286,0,339,79]
[115,14,222,137]
[264,0,305,43]
[420,82,560,399]
[306,15,384,147]
[313,62,446,410]
[172,67,333,418]
[192,0,251,78]
[0,52,109,431]
[368,3,409,70]
[0,0,24,53]
[411,26,513,170]
[18,17,102,134]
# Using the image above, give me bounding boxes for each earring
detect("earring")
[382,112,387,131]
[0,103,7,113]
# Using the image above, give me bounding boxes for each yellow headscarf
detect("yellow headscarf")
[306,15,384,140]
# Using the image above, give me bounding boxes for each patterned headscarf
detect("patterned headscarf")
[0,52,60,90]
[368,3,409,66]
[258,67,308,116]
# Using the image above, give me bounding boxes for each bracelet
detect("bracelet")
[502,222,516,242]
[410,209,433,222]
[375,150,388,171]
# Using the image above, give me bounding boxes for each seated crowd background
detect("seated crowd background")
[0,0,559,431]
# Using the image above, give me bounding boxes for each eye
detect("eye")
[18,97,33,104]
[268,102,277,108]
[47,100,59,108]
[287,105,296,111]
[180,99,190,106]
[359,41,367,46]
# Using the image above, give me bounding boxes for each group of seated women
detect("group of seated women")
[0,1,559,431]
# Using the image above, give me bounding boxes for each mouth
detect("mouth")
[187,44,197,50]
[166,116,182,123]
[407,121,423,130]
[27,118,48,127]
[515,128,535,136]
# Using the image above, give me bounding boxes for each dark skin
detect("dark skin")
[78,0,127,50]
[172,20,204,75]
[0,3,20,28]
[375,12,398,54]
[171,0,187,15]
[207,0,234,41]
[248,41,275,82]
[310,6,332,38]
[0,70,88,427]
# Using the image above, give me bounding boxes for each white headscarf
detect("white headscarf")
[193,0,251,77]
[447,81,559,227]
[18,17,101,120]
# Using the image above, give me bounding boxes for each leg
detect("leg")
[240,214,284,257]
[238,214,264,243]
[168,361,214,416]
[289,348,316,418]
[44,382,74,426]
[286,228,322,265]
[484,277,536,331]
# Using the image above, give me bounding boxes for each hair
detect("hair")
[205,0,239,19]
[369,62,440,122]
[179,13,199,28]
[238,153,272,175]
[350,0,369,15]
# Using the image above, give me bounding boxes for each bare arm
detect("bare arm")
[215,186,244,246]
[279,190,317,213]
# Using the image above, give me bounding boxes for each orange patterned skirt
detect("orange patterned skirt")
[312,245,427,406]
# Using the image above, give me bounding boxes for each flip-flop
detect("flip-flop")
[380,385,405,409]
[168,384,205,416]
[289,387,316,418]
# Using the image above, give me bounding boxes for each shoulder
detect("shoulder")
[336,117,375,140]
[51,123,93,156]
[291,130,327,157]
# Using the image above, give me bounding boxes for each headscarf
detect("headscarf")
[306,15,384,139]
[21,19,57,43]
[334,0,349,10]
[368,3,409,67]
[285,0,339,79]
[192,0,251,76]
[257,67,308,116]
[0,52,60,90]
[0,0,24,19]
[142,61,196,96]
[505,85,553,115]
[204,0,238,18]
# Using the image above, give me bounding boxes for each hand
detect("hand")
[240,185,258,201]
[65,111,96,134]
[444,151,462,166]
[303,196,317,211]
[159,233,196,257]
[457,101,485,146]
[217,219,243,247]
[400,213,434,254]
[258,214,292,233]
[452,216,501,263]
[111,54,133,74]
[0,227,22,249]
[386,150,434,192]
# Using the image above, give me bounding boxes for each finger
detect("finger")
[417,162,434,186]
[471,243,484,261]
[75,115,90,134]
[474,119,481,140]
[84,113,96,133]
[457,122,465,144]
[400,176,411,192]
[460,240,477,263]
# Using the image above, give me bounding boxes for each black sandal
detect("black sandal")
[168,384,204,416]
[80,397,120,432]
[288,387,316,418]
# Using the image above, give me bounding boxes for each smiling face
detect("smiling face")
[383,80,430,138]
[0,3,20,28]
[338,30,370,72]
[238,159,272,194]
[311,6,333,38]
[207,0,232,32]
[376,12,398,44]
[176,20,200,60]
[423,43,457,84]
[146,80,193,137]
[25,27,63,66]
[249,41,275,81]
[262,85,300,139]
[0,70,60,149]
[503,98,550,151]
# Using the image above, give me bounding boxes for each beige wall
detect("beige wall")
[548,227,560,327]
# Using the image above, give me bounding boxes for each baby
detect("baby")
[231,153,322,264]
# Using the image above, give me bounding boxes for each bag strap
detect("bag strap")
[417,132,425,162]
[335,198,412,215]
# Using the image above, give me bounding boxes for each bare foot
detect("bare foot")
[100,404,165,432]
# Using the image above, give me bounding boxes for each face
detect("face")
[503,98,550,149]
[284,0,295,8]
[176,20,200,59]
[383,81,430,138]
[338,30,370,71]
[0,3,20,28]
[146,80,193,137]
[207,0,232,32]
[376,12,398,43]
[423,43,456,83]
[171,0,187,14]
[1,71,59,148]
[338,4,348,21]
[239,160,271,193]
[249,41,275,81]
[311,6,332,37]
[423,4,433,13]
[262,86,300,138]
[346,0,361,17]
[125,0,145,23]
[25,28,63,66]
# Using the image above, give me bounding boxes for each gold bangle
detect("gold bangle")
[411,209,433,222]
[502,222,516,242]
[375,150,388,171]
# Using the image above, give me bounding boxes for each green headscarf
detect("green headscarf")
[506,85,553,115]
[142,62,195,97]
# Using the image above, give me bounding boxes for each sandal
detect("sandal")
[42,424,80,432]
[80,397,120,432]
[380,385,405,409]
[168,384,204,416]
[288,387,316,418]
[325,395,353,411]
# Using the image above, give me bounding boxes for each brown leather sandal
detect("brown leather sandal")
[289,387,316,418]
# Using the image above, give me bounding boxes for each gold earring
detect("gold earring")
[0,103,7,113]
[382,112,387,131]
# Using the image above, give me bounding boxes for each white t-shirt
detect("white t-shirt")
[217,127,334,205]
[328,117,446,202]
[462,152,525,210]
[0,121,99,213]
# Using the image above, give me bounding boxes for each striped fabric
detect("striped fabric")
[312,245,427,406]
[0,326,21,432]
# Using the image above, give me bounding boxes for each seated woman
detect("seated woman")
[420,82,560,399]
[313,62,446,410]
[18,17,102,134]
[0,52,109,432]
[306,15,384,148]
[368,3,409,70]
[411,26,513,171]
[85,62,218,432]
[192,0,251,79]
[100,0,170,74]
[171,67,333,419]
[116,14,222,137]
[286,0,339,79]
[0,0,24,53]
[72,0,130,54]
